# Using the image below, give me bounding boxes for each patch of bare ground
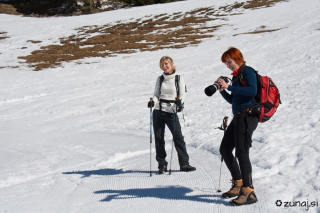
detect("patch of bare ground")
[244,0,288,9]
[27,40,42,44]
[0,66,19,69]
[0,32,8,55]
[19,0,289,71]
[19,7,222,71]
[0,32,9,40]
[0,3,21,15]
[233,25,281,36]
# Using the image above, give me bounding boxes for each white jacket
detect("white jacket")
[153,72,185,113]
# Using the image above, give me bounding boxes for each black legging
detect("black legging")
[153,109,189,167]
[219,110,258,187]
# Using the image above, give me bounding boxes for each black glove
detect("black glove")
[175,99,182,107]
[148,100,155,108]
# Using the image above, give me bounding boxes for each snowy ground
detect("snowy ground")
[1,0,320,212]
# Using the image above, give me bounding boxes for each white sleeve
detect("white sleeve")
[153,76,161,105]
[178,75,186,104]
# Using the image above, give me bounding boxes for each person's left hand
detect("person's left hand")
[175,99,182,107]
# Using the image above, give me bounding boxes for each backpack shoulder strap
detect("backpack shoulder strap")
[158,75,165,112]
[159,75,164,92]
[160,75,164,83]
[238,65,247,87]
[175,75,180,99]
[238,65,258,87]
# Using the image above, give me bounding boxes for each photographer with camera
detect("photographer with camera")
[148,56,196,174]
[207,47,259,206]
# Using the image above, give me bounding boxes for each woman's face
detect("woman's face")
[225,57,240,72]
[161,60,173,74]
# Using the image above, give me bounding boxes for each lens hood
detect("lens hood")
[205,85,217,97]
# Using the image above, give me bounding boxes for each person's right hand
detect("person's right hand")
[217,78,229,91]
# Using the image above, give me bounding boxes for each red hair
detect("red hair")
[221,47,246,65]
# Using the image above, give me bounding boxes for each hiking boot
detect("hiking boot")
[158,165,167,174]
[230,187,258,206]
[180,164,196,172]
[222,179,243,198]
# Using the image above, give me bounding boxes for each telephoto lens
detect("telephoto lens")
[204,83,220,96]
[205,76,230,97]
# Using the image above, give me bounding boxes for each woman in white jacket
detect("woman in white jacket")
[148,56,196,174]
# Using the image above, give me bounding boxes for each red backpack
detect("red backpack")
[239,66,282,123]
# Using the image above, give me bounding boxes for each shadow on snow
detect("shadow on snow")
[63,168,190,178]
[94,185,228,205]
[63,169,228,205]
[63,168,149,178]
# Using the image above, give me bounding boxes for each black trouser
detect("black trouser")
[219,110,258,187]
[153,109,189,168]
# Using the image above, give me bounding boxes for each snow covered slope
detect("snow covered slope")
[0,0,320,212]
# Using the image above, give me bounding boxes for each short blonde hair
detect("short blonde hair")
[159,56,176,72]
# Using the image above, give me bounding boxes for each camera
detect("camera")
[204,76,229,96]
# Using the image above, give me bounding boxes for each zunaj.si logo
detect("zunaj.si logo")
[275,200,282,206]
[275,199,319,211]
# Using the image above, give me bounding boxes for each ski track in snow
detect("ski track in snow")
[0,146,277,212]
[1,0,320,212]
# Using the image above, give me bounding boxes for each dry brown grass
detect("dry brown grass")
[19,7,222,70]
[27,40,42,44]
[233,25,281,36]
[0,3,21,15]
[18,0,289,71]
[244,0,288,9]
[0,32,9,40]
[0,66,19,69]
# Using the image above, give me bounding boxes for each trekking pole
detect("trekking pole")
[149,98,153,177]
[217,116,229,192]
[168,115,175,175]
[217,156,223,192]
[169,97,179,175]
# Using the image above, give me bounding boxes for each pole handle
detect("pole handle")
[223,116,229,130]
[149,97,154,109]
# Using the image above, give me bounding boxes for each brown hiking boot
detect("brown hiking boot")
[180,164,196,172]
[230,187,258,206]
[222,179,243,198]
